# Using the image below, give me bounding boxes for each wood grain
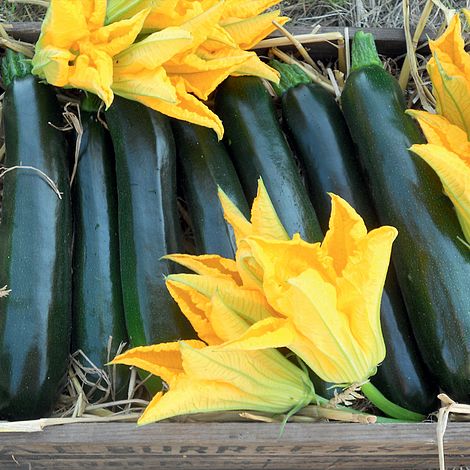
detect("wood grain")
[2,23,432,59]
[0,421,469,469]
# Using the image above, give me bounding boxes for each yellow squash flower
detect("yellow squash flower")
[406,12,470,245]
[33,0,288,138]
[106,0,285,95]
[111,261,315,424]
[427,13,470,137]
[409,111,470,244]
[32,0,149,107]
[218,179,289,290]
[112,340,315,424]
[218,193,398,385]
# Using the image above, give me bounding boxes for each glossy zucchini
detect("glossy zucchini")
[341,32,470,401]
[105,97,194,355]
[171,120,249,258]
[276,74,438,413]
[72,109,129,398]
[215,76,322,243]
[0,51,72,419]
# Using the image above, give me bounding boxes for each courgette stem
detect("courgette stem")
[351,31,382,71]
[361,381,425,422]
[314,394,418,423]
[1,49,32,88]
[81,93,102,113]
[269,60,311,96]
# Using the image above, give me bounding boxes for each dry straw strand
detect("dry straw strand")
[271,47,336,94]
[8,0,49,7]
[435,394,470,470]
[0,286,11,298]
[402,0,436,112]
[398,0,434,89]
[0,165,62,199]
[0,23,34,58]
[272,19,322,71]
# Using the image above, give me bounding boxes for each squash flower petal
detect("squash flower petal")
[165,279,223,345]
[231,55,281,83]
[322,192,368,276]
[219,193,397,385]
[218,187,253,242]
[407,110,470,161]
[82,0,107,31]
[222,0,282,19]
[30,46,75,86]
[166,273,275,336]
[90,8,150,57]
[410,143,470,244]
[35,0,89,50]
[202,24,239,51]
[171,1,226,52]
[127,76,224,139]
[112,67,178,104]
[243,235,335,311]
[113,27,193,75]
[408,104,470,244]
[219,178,297,291]
[164,253,241,283]
[113,271,316,424]
[165,49,252,101]
[427,14,470,136]
[464,9,470,23]
[141,0,218,33]
[130,343,315,424]
[218,179,289,290]
[32,0,150,109]
[111,340,206,384]
[68,47,114,107]
[105,0,153,24]
[221,12,289,50]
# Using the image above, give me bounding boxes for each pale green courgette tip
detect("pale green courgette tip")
[351,31,382,72]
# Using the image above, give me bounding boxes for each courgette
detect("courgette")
[72,104,129,398]
[171,120,249,258]
[105,97,194,363]
[341,32,470,401]
[0,51,72,419]
[215,76,322,243]
[271,61,438,413]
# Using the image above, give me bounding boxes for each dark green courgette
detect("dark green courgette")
[0,51,72,419]
[72,106,129,398]
[215,76,322,243]
[171,120,249,259]
[271,61,438,413]
[341,32,470,401]
[105,97,194,365]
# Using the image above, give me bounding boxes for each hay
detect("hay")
[0,285,11,297]
[281,0,463,31]
[52,347,150,421]
[0,0,465,29]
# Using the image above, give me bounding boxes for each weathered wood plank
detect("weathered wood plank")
[3,22,41,43]
[2,23,431,59]
[0,422,467,469]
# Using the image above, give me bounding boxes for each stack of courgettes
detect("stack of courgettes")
[1,27,469,421]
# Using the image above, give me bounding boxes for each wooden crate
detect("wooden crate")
[3,22,429,59]
[1,22,459,470]
[1,421,470,469]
